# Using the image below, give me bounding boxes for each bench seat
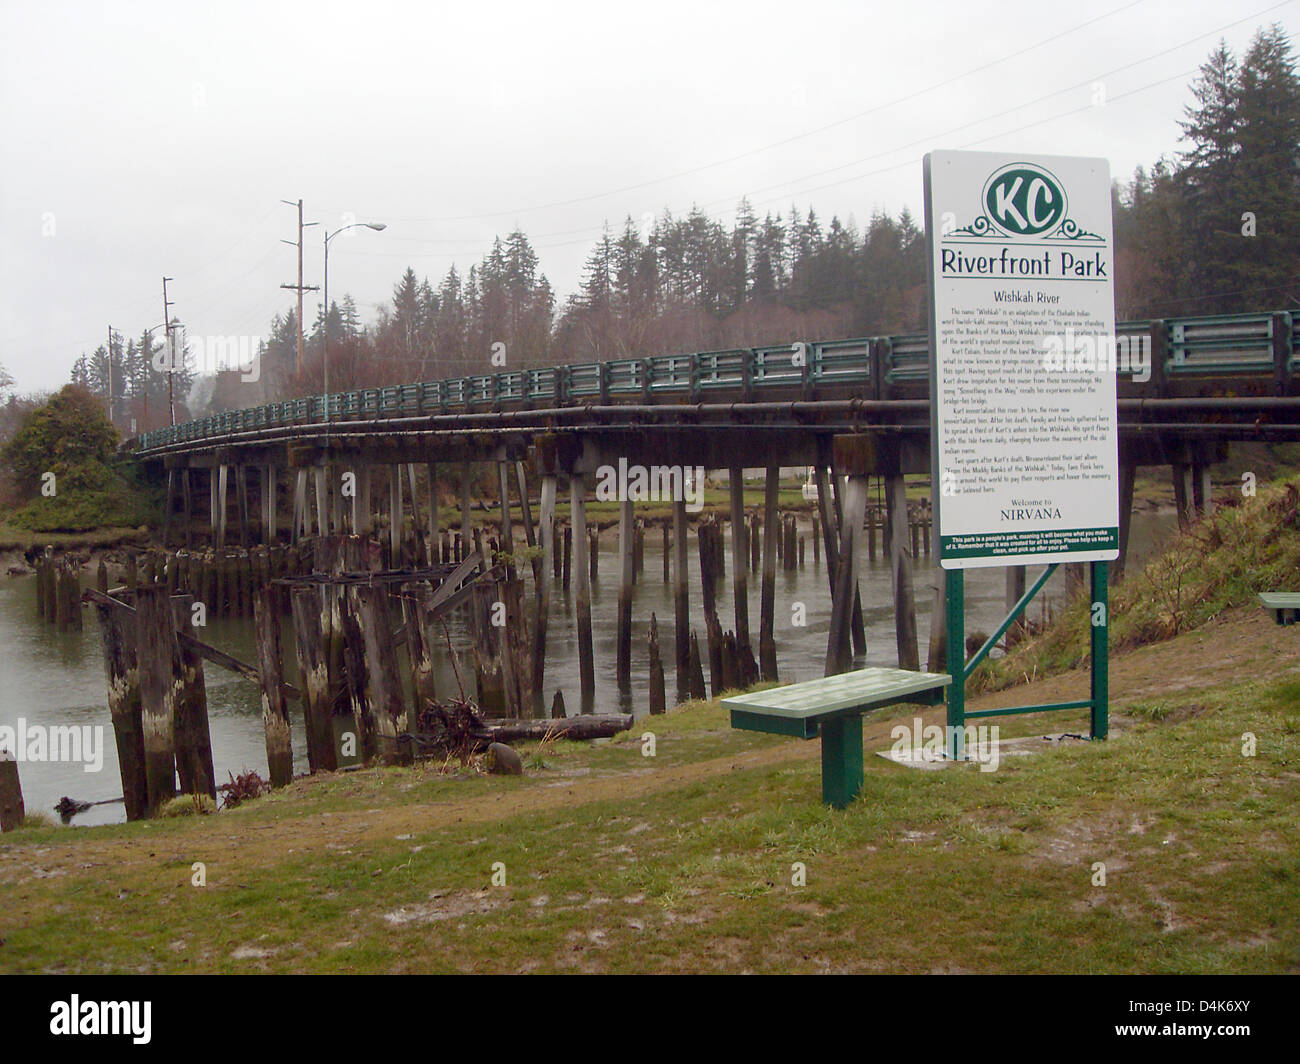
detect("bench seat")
[1259,592,1300,626]
[725,667,952,808]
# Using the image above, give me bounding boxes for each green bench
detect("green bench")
[724,667,952,808]
[1258,592,1300,626]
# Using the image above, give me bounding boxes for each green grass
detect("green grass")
[1,662,1296,973]
[974,475,1300,692]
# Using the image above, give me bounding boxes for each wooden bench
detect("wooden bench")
[724,667,952,808]
[1258,592,1300,626]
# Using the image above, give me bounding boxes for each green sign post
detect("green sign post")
[924,150,1118,757]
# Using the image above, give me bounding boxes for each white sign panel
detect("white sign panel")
[924,150,1120,570]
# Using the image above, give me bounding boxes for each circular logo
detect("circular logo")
[983,163,1066,236]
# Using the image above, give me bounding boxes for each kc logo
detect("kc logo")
[983,163,1066,236]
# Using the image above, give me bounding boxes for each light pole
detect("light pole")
[323,222,387,418]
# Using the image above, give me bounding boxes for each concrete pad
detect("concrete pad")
[875,732,1091,771]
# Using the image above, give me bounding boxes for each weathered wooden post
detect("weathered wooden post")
[169,594,216,800]
[291,585,336,773]
[134,586,179,811]
[404,584,438,716]
[648,613,666,715]
[351,581,410,764]
[759,464,779,681]
[687,629,707,701]
[470,580,507,716]
[826,437,872,676]
[616,497,634,689]
[830,468,868,657]
[571,473,595,712]
[497,460,513,554]
[673,498,690,698]
[253,586,294,787]
[728,468,751,659]
[884,450,919,671]
[389,465,405,565]
[501,577,535,719]
[0,755,23,832]
[533,463,558,714]
[93,597,148,821]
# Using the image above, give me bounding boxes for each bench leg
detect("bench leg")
[821,715,863,809]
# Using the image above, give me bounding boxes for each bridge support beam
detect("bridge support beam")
[571,472,595,712]
[729,467,751,659]
[261,465,277,544]
[311,466,326,537]
[673,497,690,700]
[389,465,404,563]
[617,496,634,691]
[461,462,473,568]
[495,461,513,559]
[216,463,229,547]
[426,462,438,565]
[826,436,874,676]
[535,468,557,715]
[237,465,250,548]
[760,463,779,681]
[181,468,193,549]
[884,447,919,671]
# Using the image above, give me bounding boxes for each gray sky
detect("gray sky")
[1,0,1292,394]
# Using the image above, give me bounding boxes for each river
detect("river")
[0,509,1176,826]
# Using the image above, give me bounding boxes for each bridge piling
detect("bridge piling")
[134,586,180,812]
[672,498,689,699]
[571,473,595,711]
[728,466,751,658]
[759,464,779,682]
[885,464,919,671]
[616,497,634,690]
[170,593,216,800]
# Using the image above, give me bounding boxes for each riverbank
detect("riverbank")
[1,599,1295,973]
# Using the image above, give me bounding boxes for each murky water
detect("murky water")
[0,510,1176,826]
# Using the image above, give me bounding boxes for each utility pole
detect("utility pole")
[280,199,319,383]
[161,276,175,426]
[106,325,113,427]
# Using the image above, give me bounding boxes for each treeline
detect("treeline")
[66,23,1300,419]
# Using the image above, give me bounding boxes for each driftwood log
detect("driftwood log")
[412,699,633,759]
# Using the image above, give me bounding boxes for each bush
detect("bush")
[1,385,155,531]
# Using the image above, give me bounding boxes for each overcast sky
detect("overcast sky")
[0,0,1292,394]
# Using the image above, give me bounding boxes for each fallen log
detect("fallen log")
[484,715,633,743]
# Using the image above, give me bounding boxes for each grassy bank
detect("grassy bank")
[1,601,1296,973]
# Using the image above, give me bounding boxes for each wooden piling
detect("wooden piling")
[759,464,779,681]
[533,472,557,713]
[616,497,634,689]
[826,468,869,676]
[885,470,919,671]
[169,594,216,800]
[687,629,707,701]
[92,598,148,821]
[351,582,410,764]
[672,499,690,698]
[291,585,336,773]
[571,475,595,711]
[253,586,294,787]
[500,577,535,720]
[0,757,23,832]
[134,586,179,811]
[470,580,507,716]
[728,468,751,655]
[648,613,666,715]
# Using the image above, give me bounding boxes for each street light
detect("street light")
[323,222,387,420]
